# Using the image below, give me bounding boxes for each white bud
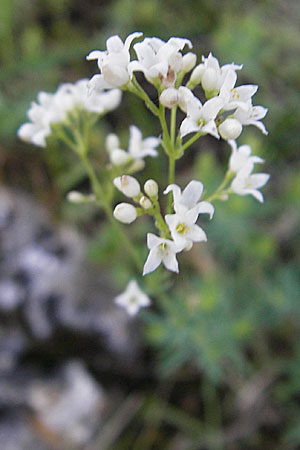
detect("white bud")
[182,53,197,73]
[139,196,152,210]
[190,63,205,85]
[160,88,180,108]
[144,179,158,197]
[219,118,243,140]
[113,203,137,224]
[67,191,85,203]
[201,68,218,92]
[113,175,141,198]
[110,148,130,166]
[106,133,120,152]
[67,191,96,203]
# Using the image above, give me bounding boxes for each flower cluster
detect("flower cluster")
[18,31,270,315]
[18,79,121,147]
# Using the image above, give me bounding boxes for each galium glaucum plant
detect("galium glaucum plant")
[18,32,269,316]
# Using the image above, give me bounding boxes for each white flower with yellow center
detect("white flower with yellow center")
[231,161,270,202]
[114,280,151,316]
[164,180,214,249]
[179,89,224,138]
[143,234,185,275]
[233,101,268,135]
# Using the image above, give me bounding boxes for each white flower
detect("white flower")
[228,140,264,173]
[128,125,160,160]
[114,280,151,316]
[179,88,224,138]
[233,102,268,135]
[219,70,258,112]
[219,118,243,140]
[164,180,214,216]
[164,180,214,249]
[113,175,141,198]
[200,52,243,94]
[143,233,184,275]
[18,79,121,147]
[87,32,142,89]
[113,203,137,223]
[129,37,192,87]
[231,161,270,202]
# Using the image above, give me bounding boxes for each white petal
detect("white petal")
[187,224,207,242]
[162,251,179,273]
[147,233,163,249]
[181,180,204,208]
[180,117,199,137]
[124,32,143,51]
[196,201,214,219]
[250,173,270,189]
[143,248,162,275]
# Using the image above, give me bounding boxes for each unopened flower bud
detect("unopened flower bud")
[139,196,152,210]
[182,53,197,73]
[201,68,218,92]
[219,118,242,140]
[110,148,130,166]
[160,88,180,108]
[113,203,137,224]
[144,179,158,198]
[67,191,86,203]
[189,63,205,85]
[106,133,120,152]
[113,175,141,198]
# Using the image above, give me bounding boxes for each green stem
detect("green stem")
[180,131,204,153]
[204,170,235,203]
[152,198,171,238]
[166,155,175,214]
[80,153,142,271]
[129,77,159,117]
[170,106,178,145]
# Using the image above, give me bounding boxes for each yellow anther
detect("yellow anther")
[176,222,189,234]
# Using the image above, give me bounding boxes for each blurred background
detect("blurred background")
[0,0,299,449]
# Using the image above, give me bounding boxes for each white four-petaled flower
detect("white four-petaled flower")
[114,280,151,316]
[231,161,270,202]
[228,140,264,173]
[179,88,224,138]
[143,233,184,275]
[164,181,214,249]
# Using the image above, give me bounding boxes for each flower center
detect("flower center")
[176,222,189,235]
[197,118,205,127]
[230,88,240,99]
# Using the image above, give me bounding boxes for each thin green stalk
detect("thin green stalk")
[180,130,204,153]
[80,153,142,271]
[129,77,159,117]
[158,102,172,156]
[166,155,175,214]
[170,106,178,145]
[204,170,234,203]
